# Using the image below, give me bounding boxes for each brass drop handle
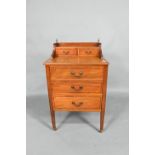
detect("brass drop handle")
[63,51,69,54]
[85,50,92,54]
[72,101,83,107]
[71,85,83,91]
[70,71,83,77]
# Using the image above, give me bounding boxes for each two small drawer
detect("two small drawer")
[55,47,100,56]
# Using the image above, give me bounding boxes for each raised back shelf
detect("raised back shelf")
[52,42,102,58]
[54,42,101,47]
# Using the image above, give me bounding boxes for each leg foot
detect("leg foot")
[99,129,103,133]
[100,111,104,133]
[51,110,56,130]
[53,126,57,131]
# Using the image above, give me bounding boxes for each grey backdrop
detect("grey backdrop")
[27,0,128,155]
[27,0,128,95]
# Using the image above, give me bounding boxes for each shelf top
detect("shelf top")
[53,42,101,47]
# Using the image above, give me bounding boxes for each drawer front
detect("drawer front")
[55,47,77,56]
[79,47,100,56]
[52,82,102,93]
[50,66,103,80]
[53,97,101,111]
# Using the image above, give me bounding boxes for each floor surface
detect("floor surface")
[26,92,129,155]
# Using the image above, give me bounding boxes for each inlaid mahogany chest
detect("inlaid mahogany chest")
[44,41,109,132]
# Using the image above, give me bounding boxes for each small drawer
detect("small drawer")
[50,66,103,80]
[51,82,102,93]
[79,47,100,56]
[53,97,101,111]
[55,47,77,56]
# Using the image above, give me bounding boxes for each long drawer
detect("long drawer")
[50,66,103,80]
[53,96,101,111]
[51,82,102,93]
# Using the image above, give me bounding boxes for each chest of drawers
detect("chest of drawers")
[44,42,109,132]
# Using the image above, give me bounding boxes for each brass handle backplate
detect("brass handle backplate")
[72,101,83,107]
[63,51,69,54]
[85,51,92,54]
[70,71,83,78]
[71,85,83,91]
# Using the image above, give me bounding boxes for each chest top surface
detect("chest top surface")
[44,42,108,66]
